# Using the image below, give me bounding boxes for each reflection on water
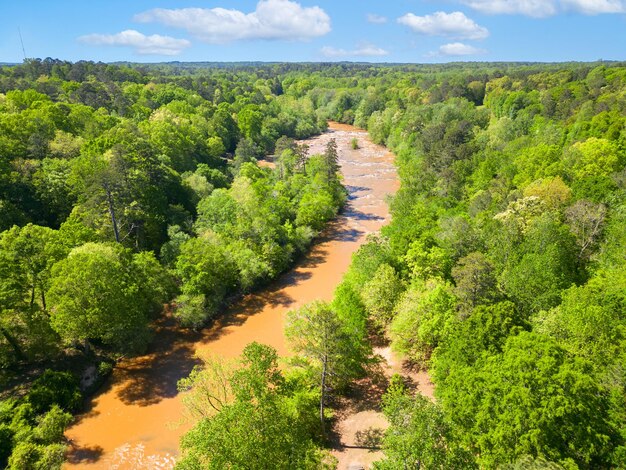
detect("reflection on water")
[64,122,399,469]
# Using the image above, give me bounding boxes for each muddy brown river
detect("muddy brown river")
[64,122,399,469]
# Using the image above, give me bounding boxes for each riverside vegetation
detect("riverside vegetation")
[0,59,625,469]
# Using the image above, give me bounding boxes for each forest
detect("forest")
[0,58,625,469]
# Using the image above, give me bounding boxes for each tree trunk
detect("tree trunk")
[30,284,36,309]
[320,355,327,437]
[83,338,92,357]
[1,326,25,361]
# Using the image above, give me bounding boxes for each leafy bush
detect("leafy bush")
[27,370,82,414]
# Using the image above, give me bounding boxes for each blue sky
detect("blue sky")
[1,0,625,63]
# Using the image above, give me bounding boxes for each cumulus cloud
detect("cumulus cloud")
[460,0,625,16]
[321,43,389,58]
[78,30,191,55]
[398,11,489,40]
[367,13,388,24]
[134,0,331,44]
[562,0,626,14]
[437,42,487,56]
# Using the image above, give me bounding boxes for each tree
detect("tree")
[176,343,332,469]
[451,252,497,313]
[533,268,626,367]
[0,224,67,311]
[523,177,572,211]
[70,130,173,250]
[237,105,263,141]
[286,301,366,435]
[437,332,619,468]
[498,215,578,315]
[390,280,457,367]
[375,376,476,470]
[47,243,159,353]
[323,138,339,179]
[432,301,528,383]
[565,199,607,260]
[361,263,404,330]
[174,236,237,327]
[404,240,451,281]
[232,137,261,175]
[295,189,337,231]
[566,137,620,180]
[0,225,66,365]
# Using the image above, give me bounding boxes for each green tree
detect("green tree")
[286,301,366,435]
[375,376,476,470]
[47,243,158,353]
[361,263,404,330]
[390,280,457,367]
[533,268,626,367]
[451,252,497,313]
[438,332,619,468]
[174,236,237,327]
[177,343,332,469]
[0,225,66,365]
[323,138,339,179]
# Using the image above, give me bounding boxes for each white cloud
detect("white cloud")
[367,13,388,24]
[460,0,558,17]
[321,43,389,58]
[437,42,487,56]
[460,0,625,16]
[78,30,191,55]
[134,0,331,44]
[398,11,489,40]
[561,0,626,14]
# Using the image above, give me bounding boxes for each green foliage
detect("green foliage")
[174,237,237,327]
[451,251,497,312]
[176,343,333,469]
[2,59,626,469]
[47,243,164,352]
[295,189,337,231]
[27,370,82,414]
[286,300,368,399]
[361,263,404,329]
[375,376,476,469]
[437,332,619,468]
[498,215,579,314]
[0,377,74,470]
[390,280,457,367]
[533,268,626,367]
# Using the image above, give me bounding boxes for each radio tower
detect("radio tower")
[18,27,27,61]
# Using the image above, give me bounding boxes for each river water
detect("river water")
[64,122,399,469]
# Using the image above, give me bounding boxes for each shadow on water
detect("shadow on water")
[66,443,104,465]
[113,287,297,406]
[201,287,296,345]
[70,407,102,427]
[114,321,204,406]
[105,221,354,408]
[344,208,385,223]
[344,184,371,195]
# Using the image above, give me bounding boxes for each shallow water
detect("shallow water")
[64,122,399,469]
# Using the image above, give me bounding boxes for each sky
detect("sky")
[0,0,625,63]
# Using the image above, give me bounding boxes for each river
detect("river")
[64,122,399,469]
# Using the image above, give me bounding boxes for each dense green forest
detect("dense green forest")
[0,59,625,469]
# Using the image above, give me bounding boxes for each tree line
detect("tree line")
[1,59,625,469]
[177,61,625,469]
[0,60,344,469]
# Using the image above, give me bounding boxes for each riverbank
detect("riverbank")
[64,122,399,469]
